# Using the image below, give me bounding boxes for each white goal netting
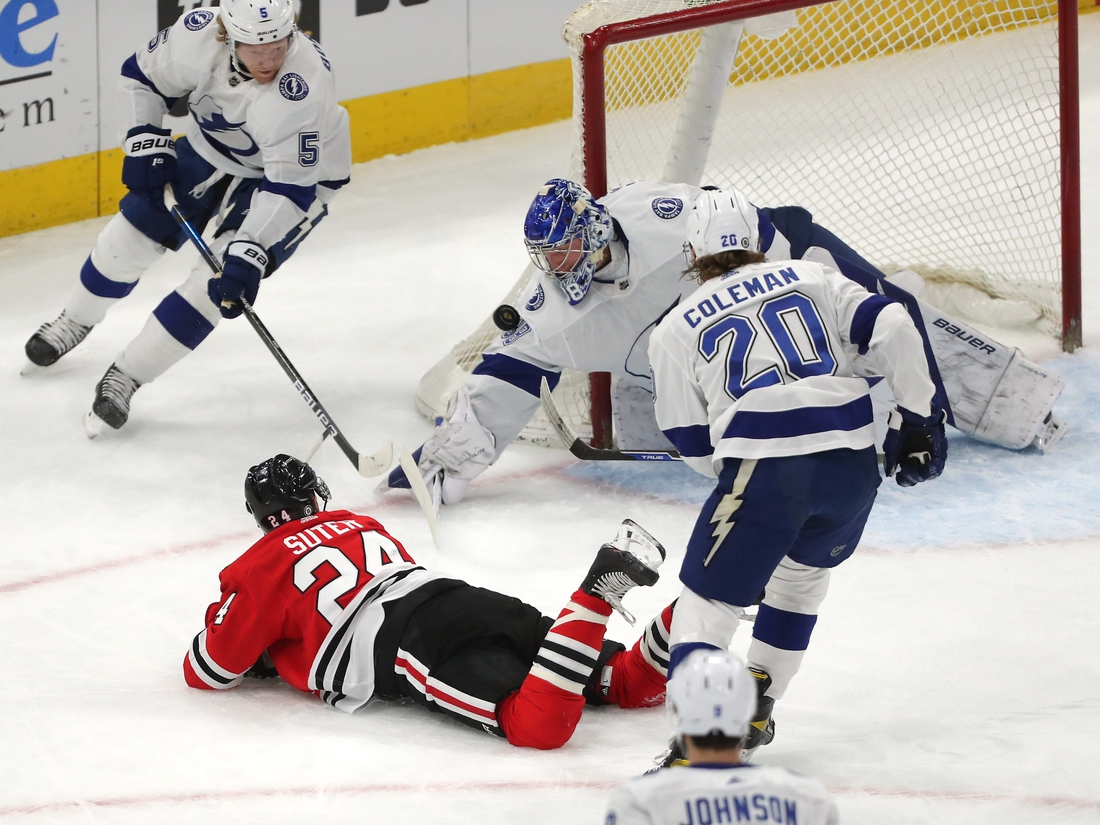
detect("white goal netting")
[418,0,1071,445]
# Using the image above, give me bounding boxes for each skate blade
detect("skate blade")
[19,359,42,376]
[83,411,107,440]
[614,519,667,570]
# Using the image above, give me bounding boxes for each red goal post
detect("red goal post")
[417,0,1080,450]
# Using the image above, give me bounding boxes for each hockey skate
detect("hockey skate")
[23,311,93,371]
[581,518,665,624]
[740,666,776,762]
[85,364,142,437]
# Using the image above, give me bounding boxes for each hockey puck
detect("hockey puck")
[493,304,521,332]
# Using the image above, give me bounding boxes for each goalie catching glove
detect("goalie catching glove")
[882,406,948,487]
[380,387,496,505]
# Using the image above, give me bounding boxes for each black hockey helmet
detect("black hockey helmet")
[244,454,331,534]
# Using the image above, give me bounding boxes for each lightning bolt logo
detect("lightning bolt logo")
[703,459,757,567]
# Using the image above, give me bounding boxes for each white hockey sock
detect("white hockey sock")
[115,256,222,384]
[65,215,165,327]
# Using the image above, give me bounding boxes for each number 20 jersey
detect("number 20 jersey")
[648,258,936,470]
[183,510,452,712]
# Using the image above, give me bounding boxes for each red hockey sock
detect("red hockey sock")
[499,589,612,749]
[604,601,674,709]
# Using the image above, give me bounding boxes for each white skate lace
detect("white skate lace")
[98,367,140,414]
[593,571,640,625]
[36,313,90,355]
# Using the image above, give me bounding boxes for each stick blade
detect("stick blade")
[356,442,393,477]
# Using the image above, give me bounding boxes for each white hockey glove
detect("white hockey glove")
[418,387,496,505]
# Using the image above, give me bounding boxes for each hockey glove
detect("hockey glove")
[209,240,269,319]
[121,125,177,192]
[882,406,948,487]
[244,651,279,679]
[419,387,496,504]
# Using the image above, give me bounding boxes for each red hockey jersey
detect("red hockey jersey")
[184,510,450,711]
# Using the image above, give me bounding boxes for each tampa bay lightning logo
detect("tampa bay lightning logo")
[651,197,683,219]
[525,283,545,312]
[184,10,215,30]
[189,94,260,163]
[502,320,531,345]
[279,73,310,101]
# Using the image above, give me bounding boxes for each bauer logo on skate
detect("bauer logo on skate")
[931,317,997,354]
[683,268,799,328]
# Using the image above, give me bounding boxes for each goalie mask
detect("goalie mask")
[685,188,761,265]
[523,179,614,306]
[245,454,330,534]
[666,649,757,742]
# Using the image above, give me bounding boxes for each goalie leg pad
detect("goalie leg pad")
[919,299,1065,450]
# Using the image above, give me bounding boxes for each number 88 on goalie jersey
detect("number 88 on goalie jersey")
[648,258,935,468]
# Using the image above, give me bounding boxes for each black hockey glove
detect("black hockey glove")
[244,651,279,679]
[121,125,177,192]
[882,406,948,487]
[209,240,268,318]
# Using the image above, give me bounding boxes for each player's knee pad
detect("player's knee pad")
[669,586,744,651]
[761,557,830,615]
[177,247,229,327]
[89,214,166,282]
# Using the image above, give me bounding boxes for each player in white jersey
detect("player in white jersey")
[648,190,947,758]
[383,177,1061,505]
[22,0,351,434]
[605,649,838,825]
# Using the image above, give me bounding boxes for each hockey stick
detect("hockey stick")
[171,205,392,478]
[399,446,440,546]
[539,377,682,462]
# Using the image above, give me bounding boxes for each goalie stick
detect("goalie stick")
[171,203,392,478]
[399,446,441,547]
[539,378,682,462]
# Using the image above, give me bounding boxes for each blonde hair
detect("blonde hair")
[685,250,767,283]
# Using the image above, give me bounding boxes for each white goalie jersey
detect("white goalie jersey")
[121,9,351,250]
[465,181,705,453]
[605,763,838,825]
[649,258,937,474]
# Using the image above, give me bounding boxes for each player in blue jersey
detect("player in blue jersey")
[22,0,351,436]
[605,649,838,825]
[648,189,947,760]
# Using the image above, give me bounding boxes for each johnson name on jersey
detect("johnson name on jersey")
[121,9,351,250]
[649,258,936,471]
[184,510,452,712]
[605,764,838,825]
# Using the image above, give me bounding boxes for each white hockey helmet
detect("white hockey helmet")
[666,649,757,740]
[220,0,297,45]
[685,188,760,262]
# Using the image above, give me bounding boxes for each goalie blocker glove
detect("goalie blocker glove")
[882,406,948,487]
[210,240,270,318]
[121,125,177,192]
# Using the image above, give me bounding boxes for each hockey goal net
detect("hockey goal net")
[417,0,1081,448]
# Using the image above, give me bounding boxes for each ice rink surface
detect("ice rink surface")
[2,14,1099,824]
